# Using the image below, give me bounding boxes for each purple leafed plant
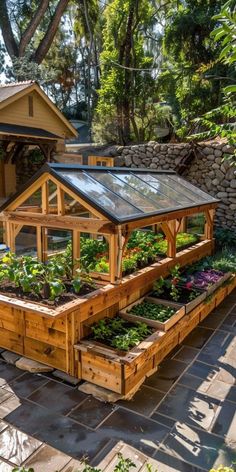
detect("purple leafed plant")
[191,269,224,289]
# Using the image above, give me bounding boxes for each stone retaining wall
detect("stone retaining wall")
[114,140,236,231]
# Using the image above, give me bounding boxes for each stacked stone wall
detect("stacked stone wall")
[114,140,236,231]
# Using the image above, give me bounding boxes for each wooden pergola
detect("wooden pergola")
[0,163,219,284]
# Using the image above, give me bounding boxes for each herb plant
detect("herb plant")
[128,301,176,322]
[90,316,152,351]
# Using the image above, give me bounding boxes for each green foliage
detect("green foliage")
[211,250,236,273]
[80,237,108,270]
[158,0,230,130]
[214,227,236,250]
[0,249,94,302]
[209,467,234,472]
[128,301,176,322]
[91,316,152,351]
[94,0,161,144]
[190,0,236,155]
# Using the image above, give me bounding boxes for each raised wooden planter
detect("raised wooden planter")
[74,275,236,396]
[120,296,185,331]
[0,241,216,375]
[200,271,232,296]
[151,290,207,314]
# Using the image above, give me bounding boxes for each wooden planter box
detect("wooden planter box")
[75,274,236,396]
[120,296,185,331]
[0,240,216,375]
[199,271,232,296]
[151,289,207,315]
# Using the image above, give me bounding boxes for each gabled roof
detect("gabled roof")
[0,163,219,225]
[0,81,33,103]
[0,81,77,138]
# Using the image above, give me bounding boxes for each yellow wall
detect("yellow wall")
[0,91,69,138]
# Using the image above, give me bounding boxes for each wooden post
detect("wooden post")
[42,227,48,262]
[204,209,215,240]
[178,217,187,233]
[109,234,118,284]
[72,230,80,274]
[37,226,42,261]
[161,220,176,258]
[57,186,65,216]
[42,181,49,215]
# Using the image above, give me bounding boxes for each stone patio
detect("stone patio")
[0,291,236,471]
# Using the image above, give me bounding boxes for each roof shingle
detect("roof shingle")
[0,81,34,104]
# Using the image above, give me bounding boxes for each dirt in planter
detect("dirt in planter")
[0,282,96,308]
[151,287,203,305]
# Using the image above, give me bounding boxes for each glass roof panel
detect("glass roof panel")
[116,172,181,209]
[56,170,142,218]
[155,174,208,202]
[88,171,159,212]
[166,174,210,200]
[136,173,194,205]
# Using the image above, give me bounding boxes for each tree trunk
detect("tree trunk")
[19,0,50,57]
[0,0,18,58]
[33,0,70,64]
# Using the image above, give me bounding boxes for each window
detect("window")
[28,95,34,117]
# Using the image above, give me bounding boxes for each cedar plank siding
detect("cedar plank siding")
[0,90,68,138]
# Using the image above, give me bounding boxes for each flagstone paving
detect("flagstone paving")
[0,290,235,471]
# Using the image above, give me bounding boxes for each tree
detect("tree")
[157,0,234,134]
[94,0,160,144]
[191,0,236,156]
[0,0,70,64]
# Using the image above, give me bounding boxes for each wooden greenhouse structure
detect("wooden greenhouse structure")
[0,163,218,283]
[0,163,234,396]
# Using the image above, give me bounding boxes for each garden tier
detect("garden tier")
[0,163,218,284]
[0,163,222,392]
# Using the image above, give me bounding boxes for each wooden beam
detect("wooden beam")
[0,134,57,144]
[4,212,117,234]
[124,202,218,232]
[8,173,50,211]
[49,175,106,220]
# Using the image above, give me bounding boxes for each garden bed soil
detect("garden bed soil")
[0,282,96,307]
[151,287,207,314]
[120,296,185,331]
[75,275,236,395]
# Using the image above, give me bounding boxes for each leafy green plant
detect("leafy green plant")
[122,256,138,274]
[153,277,165,296]
[128,301,176,322]
[90,316,152,351]
[94,258,109,273]
[0,251,95,302]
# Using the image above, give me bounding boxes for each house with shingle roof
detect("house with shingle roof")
[0,81,77,198]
